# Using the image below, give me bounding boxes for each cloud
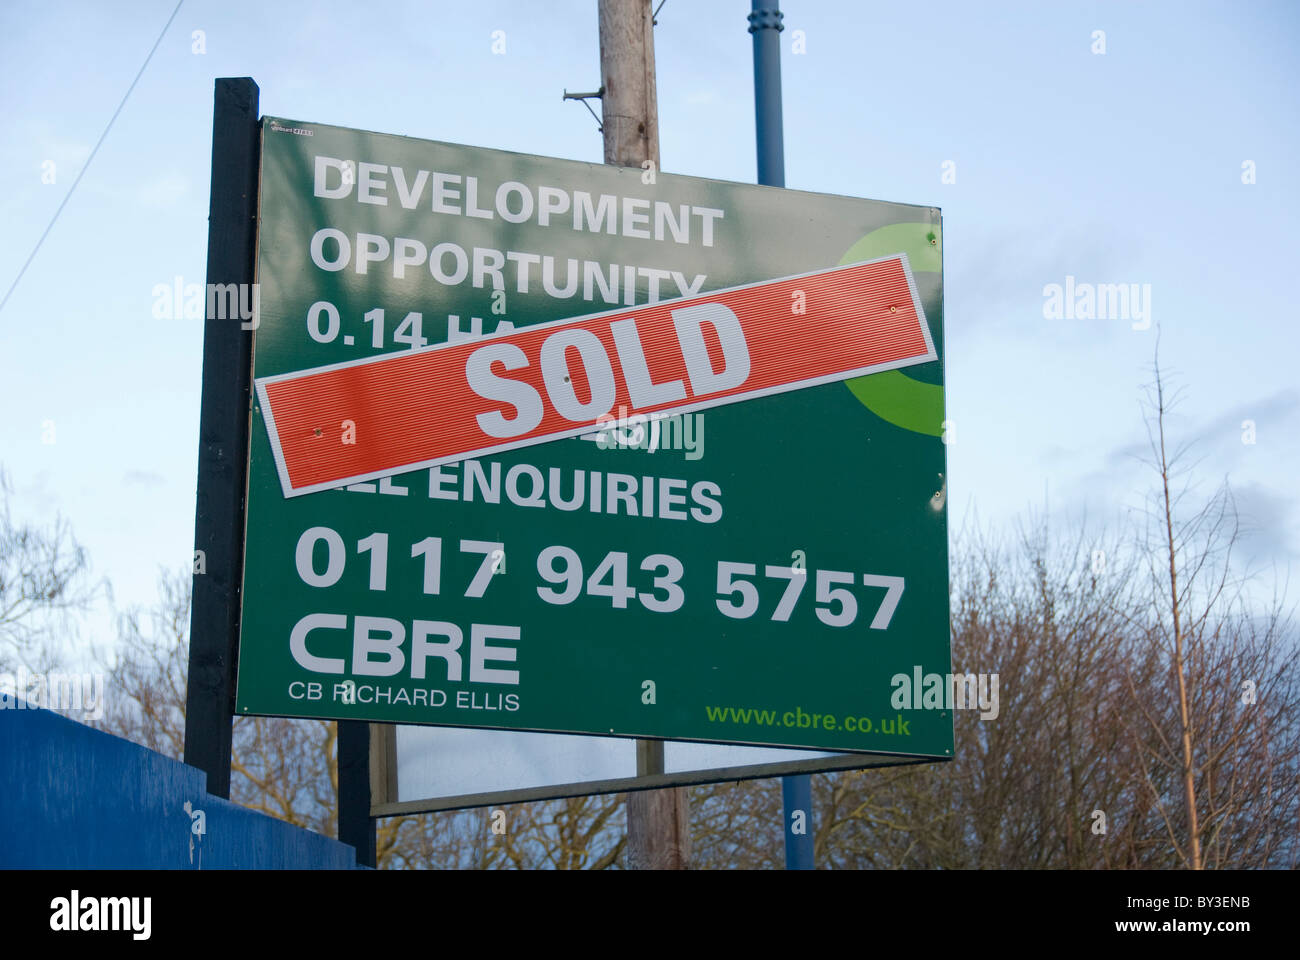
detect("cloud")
[123,470,164,487]
[14,470,61,518]
[1055,387,1300,580]
[1229,482,1299,571]
[1194,389,1299,449]
[1104,388,1300,472]
[950,220,1145,336]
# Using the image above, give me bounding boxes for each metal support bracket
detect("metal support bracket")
[563,86,605,132]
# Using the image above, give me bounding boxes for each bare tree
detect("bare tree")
[702,497,1299,871]
[689,777,782,869]
[810,517,1166,870]
[1140,361,1204,867]
[0,466,97,674]
[97,435,1298,870]
[1122,357,1300,869]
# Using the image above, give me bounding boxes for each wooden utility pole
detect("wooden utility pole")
[598,0,689,870]
[599,0,659,169]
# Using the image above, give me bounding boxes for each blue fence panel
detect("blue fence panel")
[0,704,360,869]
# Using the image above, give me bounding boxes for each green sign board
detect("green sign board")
[235,116,952,758]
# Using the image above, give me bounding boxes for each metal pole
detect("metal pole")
[749,0,785,189]
[598,0,689,869]
[338,719,376,867]
[183,77,259,799]
[749,0,813,871]
[782,771,813,869]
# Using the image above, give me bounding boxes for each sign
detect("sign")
[235,117,953,759]
[257,257,933,495]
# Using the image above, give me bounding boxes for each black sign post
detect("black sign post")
[183,77,259,801]
[183,77,375,867]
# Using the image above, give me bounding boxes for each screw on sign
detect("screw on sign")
[256,254,934,496]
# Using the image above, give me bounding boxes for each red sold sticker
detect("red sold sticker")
[257,254,936,497]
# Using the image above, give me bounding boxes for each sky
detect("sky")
[1,0,1297,780]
